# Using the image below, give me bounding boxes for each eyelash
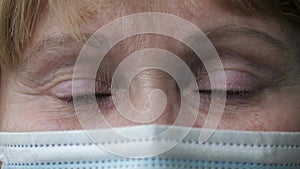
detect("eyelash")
[199,89,256,98]
[60,93,112,104]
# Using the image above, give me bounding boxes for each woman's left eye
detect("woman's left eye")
[196,69,267,101]
[199,89,256,99]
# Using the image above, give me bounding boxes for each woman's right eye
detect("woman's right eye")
[50,80,112,105]
[59,93,112,104]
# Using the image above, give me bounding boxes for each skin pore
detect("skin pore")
[0,0,300,132]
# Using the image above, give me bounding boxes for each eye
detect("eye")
[197,70,266,101]
[225,90,256,98]
[59,93,112,104]
[51,80,112,106]
[199,89,256,99]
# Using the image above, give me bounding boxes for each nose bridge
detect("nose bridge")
[129,69,180,124]
[108,34,191,126]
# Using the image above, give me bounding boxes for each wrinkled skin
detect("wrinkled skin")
[0,0,300,132]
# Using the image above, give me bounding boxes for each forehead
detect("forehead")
[27,0,282,52]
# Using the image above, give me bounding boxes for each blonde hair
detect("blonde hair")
[0,0,95,70]
[0,0,300,70]
[0,0,45,70]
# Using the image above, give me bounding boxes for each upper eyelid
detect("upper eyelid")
[196,69,267,91]
[50,80,111,98]
[52,69,264,95]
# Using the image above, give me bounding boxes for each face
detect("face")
[0,0,300,132]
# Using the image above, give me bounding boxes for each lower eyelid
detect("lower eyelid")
[198,89,261,109]
[199,90,255,97]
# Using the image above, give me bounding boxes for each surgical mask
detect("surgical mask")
[0,125,299,169]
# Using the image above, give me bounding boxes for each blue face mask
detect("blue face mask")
[0,125,299,169]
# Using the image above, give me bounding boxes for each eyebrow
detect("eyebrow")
[217,0,272,17]
[25,25,287,61]
[27,34,89,56]
[205,25,287,51]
